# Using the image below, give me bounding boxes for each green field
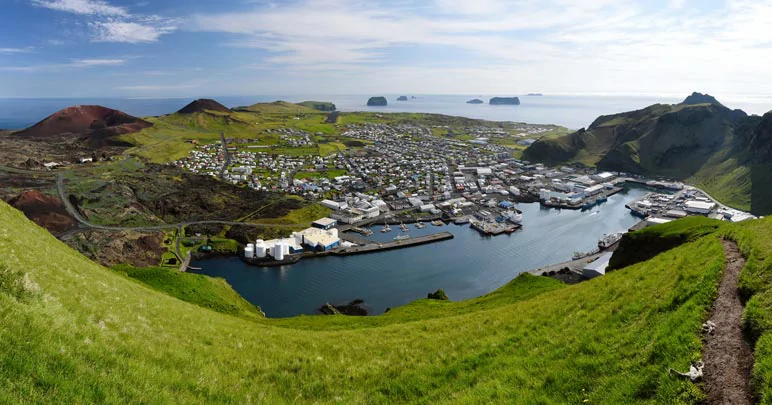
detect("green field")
[7,199,772,402]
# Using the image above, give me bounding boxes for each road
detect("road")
[56,173,308,234]
[218,132,231,181]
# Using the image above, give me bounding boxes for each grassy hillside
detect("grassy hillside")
[111,264,263,319]
[3,198,765,403]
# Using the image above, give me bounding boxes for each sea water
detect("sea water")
[2,94,771,130]
[191,186,651,317]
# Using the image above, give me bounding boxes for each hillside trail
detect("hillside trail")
[703,240,754,404]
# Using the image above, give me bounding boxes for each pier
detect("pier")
[332,232,454,256]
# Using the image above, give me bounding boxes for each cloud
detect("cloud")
[31,0,128,16]
[0,47,36,54]
[114,84,200,91]
[91,21,176,43]
[0,58,126,72]
[31,0,176,43]
[184,0,772,96]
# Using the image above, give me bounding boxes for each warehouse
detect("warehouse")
[311,218,337,230]
[293,228,340,252]
[684,200,716,215]
[583,252,614,279]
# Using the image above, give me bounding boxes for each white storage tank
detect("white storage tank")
[244,245,254,259]
[282,243,290,256]
[255,240,266,258]
[274,242,285,261]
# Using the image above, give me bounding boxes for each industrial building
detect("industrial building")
[684,200,716,215]
[245,218,342,259]
[591,172,615,182]
[312,218,337,230]
[292,227,340,252]
[330,209,364,224]
[583,184,605,196]
[583,252,614,279]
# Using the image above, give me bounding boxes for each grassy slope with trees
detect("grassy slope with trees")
[9,200,772,402]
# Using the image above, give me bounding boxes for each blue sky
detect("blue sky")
[1,0,771,98]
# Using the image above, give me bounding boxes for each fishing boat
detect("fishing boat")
[581,198,596,209]
[351,227,373,236]
[630,206,648,218]
[454,217,470,225]
[506,211,523,225]
[380,223,392,233]
[598,232,625,250]
[470,220,492,236]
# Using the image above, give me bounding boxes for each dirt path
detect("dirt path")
[703,240,754,404]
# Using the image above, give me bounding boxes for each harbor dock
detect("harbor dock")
[332,232,454,256]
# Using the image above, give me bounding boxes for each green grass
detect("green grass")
[112,264,262,319]
[1,198,756,403]
[295,169,347,180]
[260,202,332,225]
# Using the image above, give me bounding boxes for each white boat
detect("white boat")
[381,224,392,233]
[598,232,625,249]
[415,222,427,229]
[506,211,523,225]
[394,234,410,241]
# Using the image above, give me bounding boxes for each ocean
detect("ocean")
[2,94,771,131]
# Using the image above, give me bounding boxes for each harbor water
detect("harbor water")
[190,185,651,317]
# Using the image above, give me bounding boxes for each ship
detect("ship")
[453,217,470,225]
[630,206,648,218]
[598,232,625,250]
[415,222,427,229]
[581,198,596,210]
[505,211,523,225]
[380,223,392,233]
[393,234,410,241]
[596,195,608,203]
[400,222,409,232]
[470,220,492,235]
[431,220,444,226]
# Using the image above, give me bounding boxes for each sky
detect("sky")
[1,0,772,98]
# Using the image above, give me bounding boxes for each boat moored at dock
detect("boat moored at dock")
[598,232,625,250]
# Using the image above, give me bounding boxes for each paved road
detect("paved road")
[218,132,231,181]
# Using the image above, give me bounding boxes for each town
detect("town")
[171,118,757,274]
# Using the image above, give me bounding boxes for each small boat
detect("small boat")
[596,195,608,203]
[400,222,409,232]
[415,222,427,229]
[431,220,444,226]
[380,224,392,233]
[582,198,596,209]
[454,217,470,225]
[393,234,410,241]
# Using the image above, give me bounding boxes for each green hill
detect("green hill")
[522,93,772,215]
[297,101,336,111]
[233,100,320,114]
[7,197,772,402]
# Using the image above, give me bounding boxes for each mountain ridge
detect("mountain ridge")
[522,93,772,214]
